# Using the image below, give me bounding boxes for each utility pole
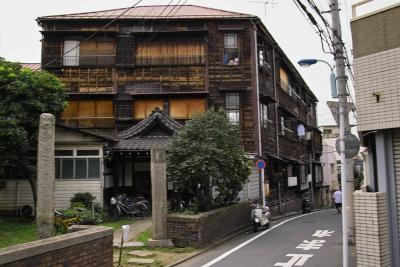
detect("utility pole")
[330,1,354,267]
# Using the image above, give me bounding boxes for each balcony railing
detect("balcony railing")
[62,55,116,67]
[59,117,115,129]
[135,55,206,66]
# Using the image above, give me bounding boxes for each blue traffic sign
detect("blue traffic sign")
[256,159,266,169]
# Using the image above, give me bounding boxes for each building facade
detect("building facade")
[24,5,321,211]
[351,2,400,265]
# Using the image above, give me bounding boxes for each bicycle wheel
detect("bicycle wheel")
[108,205,121,220]
[134,203,149,217]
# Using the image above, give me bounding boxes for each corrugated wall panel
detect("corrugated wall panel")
[0,179,102,212]
[55,180,102,210]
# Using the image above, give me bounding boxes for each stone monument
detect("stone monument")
[36,113,55,239]
[148,148,174,247]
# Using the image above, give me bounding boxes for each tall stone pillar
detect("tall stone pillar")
[148,148,173,247]
[36,113,55,239]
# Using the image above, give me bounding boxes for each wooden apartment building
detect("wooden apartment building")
[32,5,322,209]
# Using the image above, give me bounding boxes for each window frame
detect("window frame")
[225,92,241,125]
[55,148,102,180]
[223,32,240,66]
[260,103,272,128]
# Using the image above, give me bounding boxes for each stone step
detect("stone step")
[113,241,145,248]
[128,250,156,258]
[127,258,156,265]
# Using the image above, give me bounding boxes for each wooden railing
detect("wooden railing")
[135,55,206,66]
[279,136,308,161]
[59,117,115,129]
[63,55,116,67]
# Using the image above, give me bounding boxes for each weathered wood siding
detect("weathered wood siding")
[207,21,256,153]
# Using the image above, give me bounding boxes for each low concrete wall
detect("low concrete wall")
[167,201,251,247]
[354,191,391,267]
[0,226,113,267]
[269,196,302,216]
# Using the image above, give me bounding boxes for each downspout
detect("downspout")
[251,19,265,206]
[272,45,282,214]
[272,46,279,157]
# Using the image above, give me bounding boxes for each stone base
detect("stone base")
[148,238,174,247]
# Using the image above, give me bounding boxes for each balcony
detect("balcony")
[122,67,206,94]
[63,55,116,67]
[279,136,308,161]
[135,55,206,66]
[59,117,115,129]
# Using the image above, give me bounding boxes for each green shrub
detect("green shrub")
[70,192,96,209]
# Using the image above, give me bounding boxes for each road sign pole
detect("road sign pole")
[261,168,265,206]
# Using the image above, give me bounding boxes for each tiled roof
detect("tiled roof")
[119,108,182,139]
[20,63,41,71]
[38,5,254,20]
[110,108,182,151]
[111,136,172,151]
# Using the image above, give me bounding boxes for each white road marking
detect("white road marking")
[274,254,314,267]
[200,210,326,267]
[296,240,325,250]
[312,229,334,237]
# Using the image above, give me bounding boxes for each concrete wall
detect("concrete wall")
[351,4,400,132]
[167,201,251,247]
[351,4,400,59]
[354,191,391,267]
[0,226,113,267]
[353,47,400,132]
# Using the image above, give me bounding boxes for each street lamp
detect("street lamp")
[298,59,338,98]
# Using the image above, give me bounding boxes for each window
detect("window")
[279,68,290,93]
[136,40,205,65]
[223,33,239,65]
[63,39,115,66]
[225,93,240,124]
[315,165,323,183]
[61,101,114,128]
[55,149,101,179]
[260,103,270,128]
[63,40,80,66]
[330,163,335,174]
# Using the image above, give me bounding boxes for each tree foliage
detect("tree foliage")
[167,109,251,212]
[0,58,67,181]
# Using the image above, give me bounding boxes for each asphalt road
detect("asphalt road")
[176,209,356,267]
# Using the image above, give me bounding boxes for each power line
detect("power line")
[42,0,145,68]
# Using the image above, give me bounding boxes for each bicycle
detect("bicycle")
[108,194,150,220]
[54,208,98,234]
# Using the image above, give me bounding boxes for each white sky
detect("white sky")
[0,0,398,126]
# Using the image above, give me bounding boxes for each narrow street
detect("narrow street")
[176,210,356,267]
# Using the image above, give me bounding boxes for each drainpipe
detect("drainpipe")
[272,46,282,214]
[251,19,265,206]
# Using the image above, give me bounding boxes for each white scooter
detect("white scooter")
[251,203,271,232]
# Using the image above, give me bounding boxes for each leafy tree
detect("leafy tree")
[0,58,68,210]
[167,109,251,212]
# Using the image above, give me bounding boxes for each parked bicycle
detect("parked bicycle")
[108,194,150,220]
[54,208,98,234]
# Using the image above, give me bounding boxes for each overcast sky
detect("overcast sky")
[0,0,397,126]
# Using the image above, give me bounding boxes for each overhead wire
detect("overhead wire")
[42,0,145,68]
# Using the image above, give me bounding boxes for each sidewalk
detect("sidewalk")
[113,217,152,246]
